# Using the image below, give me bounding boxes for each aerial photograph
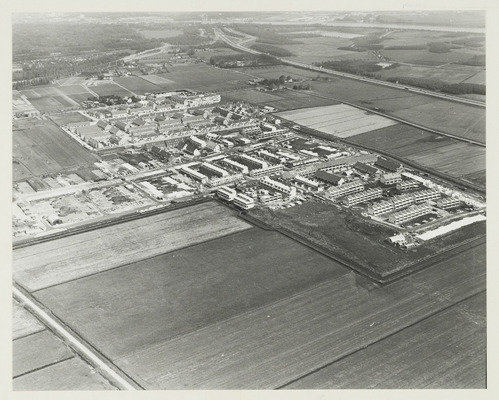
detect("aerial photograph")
[11,8,486,391]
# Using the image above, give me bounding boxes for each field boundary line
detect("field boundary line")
[276,289,486,389]
[276,109,485,194]
[241,209,485,285]
[286,88,485,146]
[12,283,143,390]
[13,196,213,249]
[13,355,75,380]
[29,223,254,294]
[109,79,137,97]
[13,328,46,342]
[114,269,354,362]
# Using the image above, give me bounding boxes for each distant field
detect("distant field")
[139,29,183,39]
[112,76,163,95]
[112,242,485,389]
[88,82,133,97]
[235,65,330,80]
[221,89,283,104]
[346,124,485,187]
[392,101,485,143]
[305,80,485,144]
[14,202,251,291]
[194,48,242,63]
[281,36,379,64]
[13,356,116,390]
[155,64,249,91]
[49,112,91,126]
[139,74,175,85]
[56,76,88,86]
[287,292,486,389]
[12,160,33,182]
[225,88,338,111]
[463,70,486,85]
[382,49,484,66]
[28,97,70,113]
[277,104,397,138]
[12,118,99,179]
[34,227,345,360]
[377,63,484,85]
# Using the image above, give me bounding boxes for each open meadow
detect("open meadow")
[276,104,397,138]
[12,118,99,180]
[12,303,115,390]
[346,124,486,188]
[13,202,251,291]
[305,80,485,144]
[34,227,345,360]
[12,300,44,340]
[154,64,250,92]
[286,292,486,389]
[13,356,116,391]
[112,76,164,95]
[250,201,485,280]
[111,241,485,389]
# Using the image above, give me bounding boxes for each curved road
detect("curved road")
[214,28,485,108]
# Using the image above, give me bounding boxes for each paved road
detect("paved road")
[214,28,485,108]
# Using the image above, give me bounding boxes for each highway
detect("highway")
[214,28,485,108]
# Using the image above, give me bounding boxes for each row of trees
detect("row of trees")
[249,43,294,57]
[386,77,485,95]
[316,60,398,76]
[209,53,280,68]
[13,51,131,89]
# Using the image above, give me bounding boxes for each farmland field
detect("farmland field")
[155,64,249,92]
[12,118,99,180]
[286,292,486,389]
[235,64,485,143]
[13,202,251,291]
[305,81,485,144]
[221,89,283,104]
[13,330,73,378]
[13,356,116,390]
[194,48,242,63]
[235,65,330,80]
[12,160,32,182]
[250,200,485,280]
[225,87,339,111]
[276,104,397,138]
[281,36,379,64]
[376,63,484,85]
[111,241,485,389]
[88,82,134,97]
[49,112,91,126]
[13,300,44,340]
[463,70,486,85]
[112,76,163,95]
[139,29,183,39]
[346,124,485,188]
[139,74,175,85]
[34,227,346,360]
